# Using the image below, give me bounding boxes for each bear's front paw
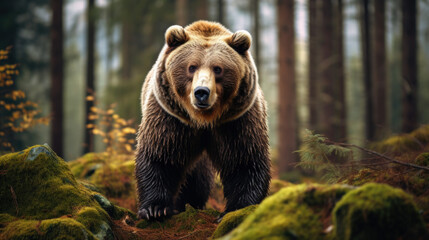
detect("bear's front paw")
[138,205,176,220]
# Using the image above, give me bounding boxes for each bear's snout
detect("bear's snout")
[194,87,210,108]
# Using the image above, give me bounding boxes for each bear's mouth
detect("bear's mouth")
[195,102,210,109]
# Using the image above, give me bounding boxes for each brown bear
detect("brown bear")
[135,20,271,220]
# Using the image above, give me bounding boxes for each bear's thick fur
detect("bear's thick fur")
[135,21,271,220]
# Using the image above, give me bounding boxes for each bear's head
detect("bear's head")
[152,21,259,127]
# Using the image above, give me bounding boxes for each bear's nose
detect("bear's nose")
[194,86,210,107]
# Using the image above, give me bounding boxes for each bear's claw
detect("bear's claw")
[138,206,175,220]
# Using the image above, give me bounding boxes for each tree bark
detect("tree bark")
[84,0,95,154]
[217,0,225,25]
[277,0,297,173]
[401,0,418,133]
[335,0,346,141]
[176,0,187,26]
[318,0,336,140]
[360,0,374,140]
[196,0,208,20]
[252,0,261,78]
[308,0,318,131]
[372,0,387,139]
[50,0,64,157]
[121,20,132,82]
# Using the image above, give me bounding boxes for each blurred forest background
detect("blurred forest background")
[1,0,429,179]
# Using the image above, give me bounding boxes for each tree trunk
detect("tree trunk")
[360,0,374,140]
[196,0,208,20]
[372,0,387,139]
[217,0,225,25]
[335,0,346,141]
[50,0,64,157]
[121,20,132,82]
[277,0,297,173]
[308,0,318,132]
[318,0,336,140]
[252,0,261,78]
[176,0,187,26]
[84,0,95,154]
[401,0,418,133]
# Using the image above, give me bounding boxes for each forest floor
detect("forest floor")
[1,126,429,239]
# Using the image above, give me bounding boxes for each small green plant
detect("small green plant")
[296,129,353,182]
[297,128,429,184]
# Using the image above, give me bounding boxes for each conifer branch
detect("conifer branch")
[324,140,429,171]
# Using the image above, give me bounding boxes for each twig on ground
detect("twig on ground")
[10,185,19,215]
[324,140,429,172]
[178,229,204,240]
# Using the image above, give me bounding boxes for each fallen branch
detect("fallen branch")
[324,140,429,172]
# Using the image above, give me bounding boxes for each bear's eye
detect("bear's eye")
[213,66,222,75]
[188,65,197,74]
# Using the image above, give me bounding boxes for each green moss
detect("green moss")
[0,218,97,240]
[333,183,428,240]
[201,208,221,217]
[0,145,127,240]
[212,205,257,239]
[78,180,102,193]
[113,205,136,220]
[268,179,292,195]
[371,125,429,154]
[171,205,199,231]
[68,153,106,178]
[415,152,429,166]
[0,213,15,225]
[68,153,137,211]
[0,145,103,220]
[91,160,135,198]
[217,184,353,240]
[75,207,110,236]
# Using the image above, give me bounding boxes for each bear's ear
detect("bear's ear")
[227,30,252,54]
[165,25,189,48]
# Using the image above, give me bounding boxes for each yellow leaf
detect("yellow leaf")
[123,127,136,134]
[125,144,132,152]
[88,114,98,120]
[86,95,94,101]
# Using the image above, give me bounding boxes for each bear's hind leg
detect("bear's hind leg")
[175,155,213,212]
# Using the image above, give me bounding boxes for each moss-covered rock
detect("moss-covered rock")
[371,125,429,155]
[0,145,129,239]
[68,152,137,211]
[1,218,96,240]
[215,183,427,240]
[216,184,353,240]
[333,183,428,240]
[341,151,429,224]
[211,205,257,239]
[268,179,292,195]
